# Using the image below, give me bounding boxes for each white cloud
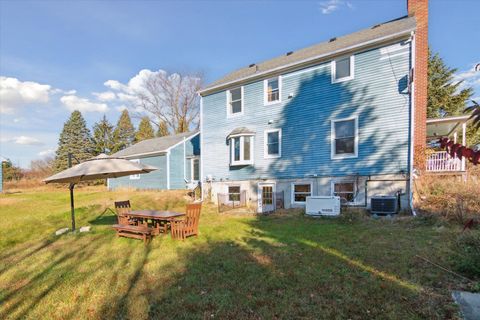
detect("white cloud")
[93,91,116,101]
[60,94,109,113]
[0,76,52,114]
[6,136,45,146]
[319,0,353,14]
[454,65,480,97]
[38,148,56,157]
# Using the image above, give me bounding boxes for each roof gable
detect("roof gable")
[113,130,199,158]
[200,16,415,95]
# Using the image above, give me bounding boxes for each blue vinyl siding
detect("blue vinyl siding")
[108,155,168,190]
[202,41,411,181]
[0,165,3,193]
[108,133,200,190]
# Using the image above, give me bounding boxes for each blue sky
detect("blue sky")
[1,0,479,168]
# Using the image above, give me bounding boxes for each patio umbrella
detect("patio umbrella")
[44,154,157,231]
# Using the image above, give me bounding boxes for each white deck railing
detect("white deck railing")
[426,151,463,172]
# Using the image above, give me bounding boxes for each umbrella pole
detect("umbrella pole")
[69,183,76,231]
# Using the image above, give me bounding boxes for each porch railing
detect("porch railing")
[426,151,463,172]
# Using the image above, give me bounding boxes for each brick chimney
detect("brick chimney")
[408,0,428,168]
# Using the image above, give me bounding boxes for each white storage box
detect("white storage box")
[305,196,341,216]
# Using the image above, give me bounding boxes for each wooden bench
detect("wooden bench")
[112,224,152,244]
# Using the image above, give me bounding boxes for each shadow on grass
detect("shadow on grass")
[100,216,453,319]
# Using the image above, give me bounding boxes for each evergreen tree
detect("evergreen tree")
[92,115,115,155]
[112,109,135,153]
[428,50,478,146]
[135,116,155,142]
[54,110,94,172]
[156,120,170,137]
[428,49,473,118]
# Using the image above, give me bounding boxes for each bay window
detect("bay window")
[230,135,254,166]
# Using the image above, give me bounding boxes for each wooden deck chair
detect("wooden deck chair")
[114,200,134,225]
[171,203,202,240]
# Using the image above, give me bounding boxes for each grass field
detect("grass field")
[0,187,473,319]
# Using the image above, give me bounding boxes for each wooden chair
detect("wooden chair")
[114,200,134,225]
[171,203,202,240]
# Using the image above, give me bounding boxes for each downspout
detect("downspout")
[166,150,171,190]
[409,30,417,216]
[183,137,188,183]
[199,94,204,201]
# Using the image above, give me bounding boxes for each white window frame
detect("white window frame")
[226,86,244,117]
[331,117,358,159]
[229,134,254,166]
[263,76,282,105]
[264,128,282,159]
[129,159,140,180]
[331,180,358,205]
[190,157,200,181]
[331,55,354,83]
[227,185,241,202]
[291,182,313,205]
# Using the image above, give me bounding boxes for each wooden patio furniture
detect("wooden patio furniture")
[114,200,135,225]
[171,203,202,240]
[112,224,152,244]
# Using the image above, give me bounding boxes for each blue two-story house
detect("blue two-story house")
[199,16,421,213]
[108,131,200,190]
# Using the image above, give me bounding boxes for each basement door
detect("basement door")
[257,183,275,213]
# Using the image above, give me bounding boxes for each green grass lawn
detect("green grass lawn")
[0,187,471,319]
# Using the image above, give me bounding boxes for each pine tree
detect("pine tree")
[428,50,478,146]
[92,115,115,155]
[156,120,170,137]
[111,109,135,153]
[428,49,473,118]
[135,116,155,142]
[54,110,94,172]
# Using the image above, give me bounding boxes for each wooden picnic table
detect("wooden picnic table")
[127,210,185,235]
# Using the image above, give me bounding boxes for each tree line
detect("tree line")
[52,110,165,172]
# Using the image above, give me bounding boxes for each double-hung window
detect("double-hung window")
[230,135,254,166]
[331,117,358,159]
[291,183,312,204]
[191,158,200,181]
[227,87,243,116]
[332,55,354,83]
[129,159,140,180]
[332,181,356,204]
[228,186,241,202]
[264,129,281,158]
[264,76,281,105]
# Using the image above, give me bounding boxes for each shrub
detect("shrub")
[451,231,480,279]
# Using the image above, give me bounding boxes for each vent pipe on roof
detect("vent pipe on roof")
[329,37,336,42]
[286,51,293,56]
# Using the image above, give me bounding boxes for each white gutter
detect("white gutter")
[409,31,416,216]
[199,28,415,96]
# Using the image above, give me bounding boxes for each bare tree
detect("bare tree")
[134,71,203,134]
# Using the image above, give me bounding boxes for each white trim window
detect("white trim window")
[331,117,358,159]
[264,76,281,105]
[331,55,354,83]
[228,186,241,202]
[230,135,254,166]
[129,159,140,180]
[227,87,244,117]
[331,181,356,204]
[264,129,281,159]
[191,158,200,181]
[291,182,312,204]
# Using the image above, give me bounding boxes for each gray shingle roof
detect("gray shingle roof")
[200,16,416,95]
[113,130,199,158]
